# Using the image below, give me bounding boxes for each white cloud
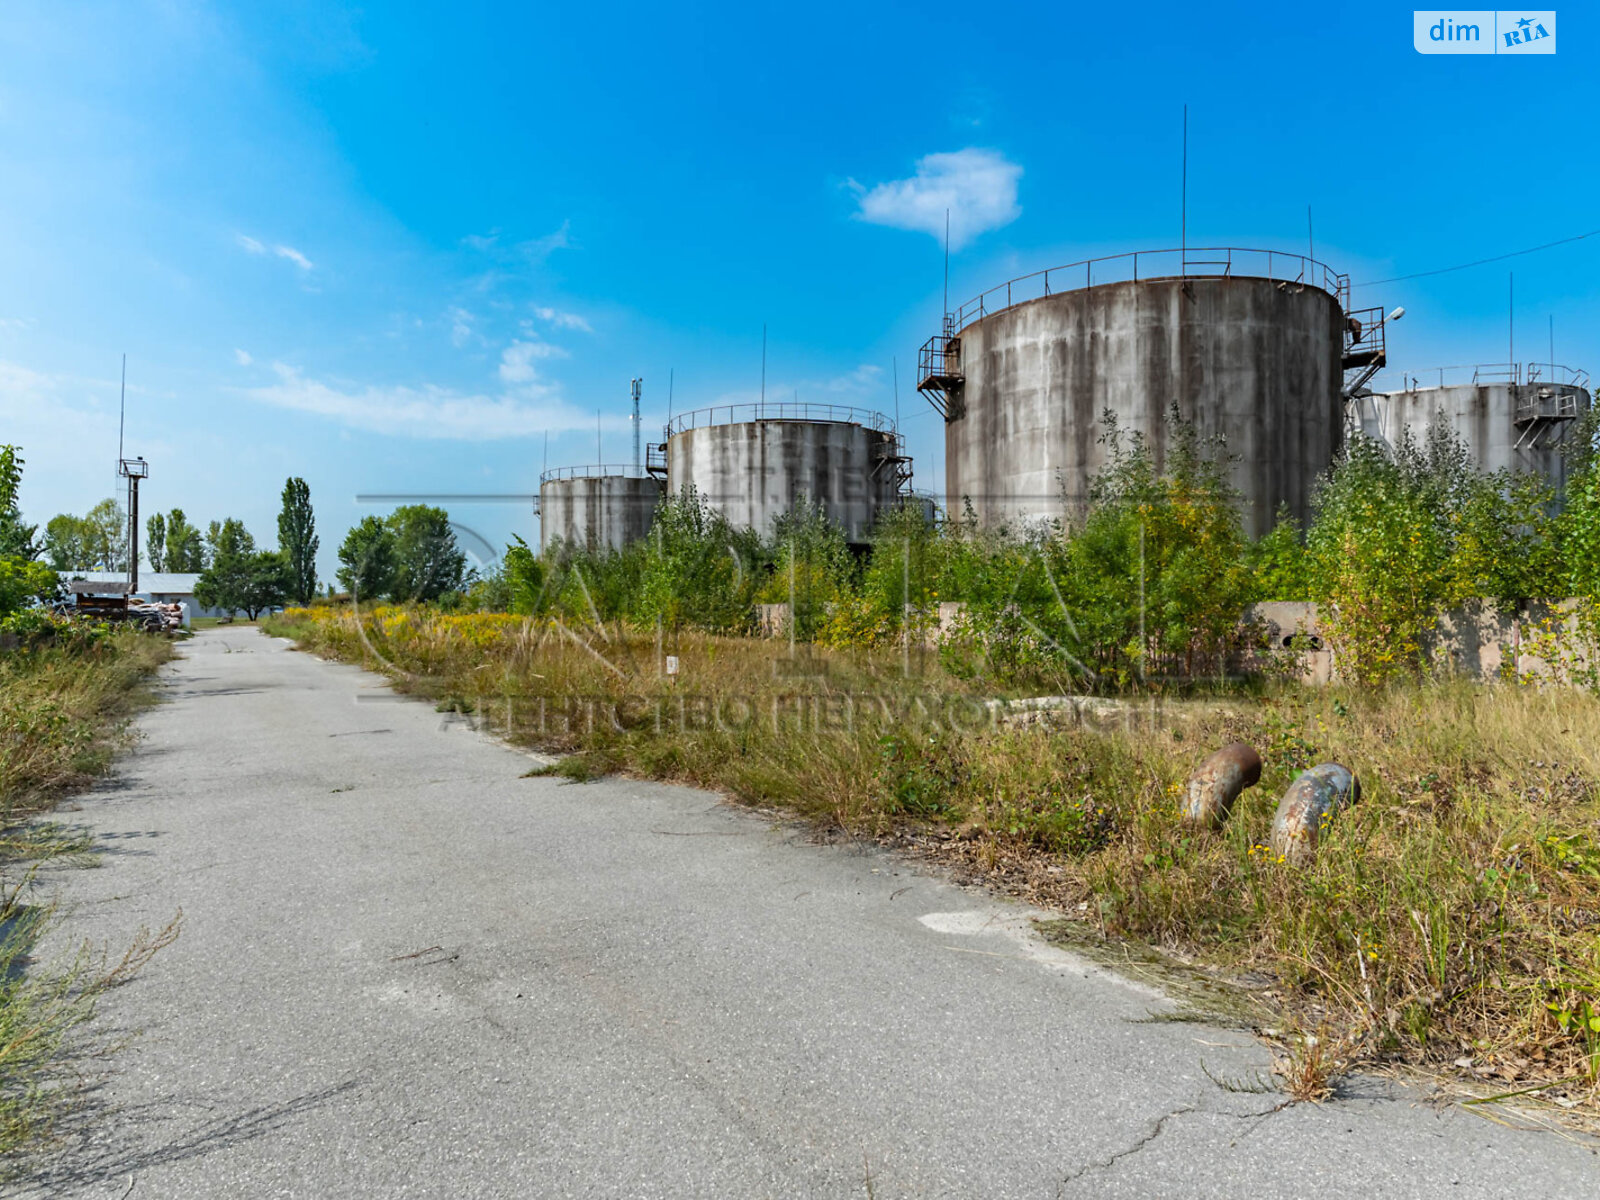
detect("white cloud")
[244,362,591,441]
[532,306,593,333]
[849,148,1022,250]
[234,348,253,366]
[236,233,314,271]
[462,231,499,251]
[0,317,34,333]
[274,244,314,271]
[498,338,566,383]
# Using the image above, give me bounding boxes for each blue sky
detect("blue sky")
[2,1,1595,580]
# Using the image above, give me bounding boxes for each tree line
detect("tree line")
[2,446,471,621]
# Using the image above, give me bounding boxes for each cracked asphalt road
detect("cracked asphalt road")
[14,629,1599,1197]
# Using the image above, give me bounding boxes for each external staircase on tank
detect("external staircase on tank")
[917,314,964,421]
[1515,365,1587,450]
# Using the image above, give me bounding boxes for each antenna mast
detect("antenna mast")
[630,377,642,472]
[114,354,147,593]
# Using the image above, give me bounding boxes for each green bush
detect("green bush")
[0,559,57,619]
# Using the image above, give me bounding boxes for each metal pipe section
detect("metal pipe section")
[1269,763,1360,865]
[1181,742,1263,829]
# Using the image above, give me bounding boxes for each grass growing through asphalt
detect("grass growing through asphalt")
[0,630,176,1166]
[266,604,1600,1109]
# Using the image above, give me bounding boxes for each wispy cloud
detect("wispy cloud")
[498,338,566,384]
[244,362,587,441]
[236,233,314,271]
[531,306,592,333]
[849,148,1022,250]
[518,220,572,262]
[820,364,882,393]
[233,348,253,366]
[448,307,477,348]
[461,231,499,251]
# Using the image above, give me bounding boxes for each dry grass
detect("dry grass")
[0,632,175,831]
[0,630,178,1167]
[266,606,1600,1110]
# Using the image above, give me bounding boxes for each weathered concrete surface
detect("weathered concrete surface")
[1251,599,1593,684]
[538,472,662,553]
[1361,381,1592,503]
[16,629,1599,1198]
[946,276,1344,537]
[669,418,900,541]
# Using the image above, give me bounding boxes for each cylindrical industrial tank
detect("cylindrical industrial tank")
[943,270,1345,537]
[1365,367,1591,500]
[538,466,664,552]
[665,403,907,541]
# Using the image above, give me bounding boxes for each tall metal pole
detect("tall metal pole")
[1307,205,1314,263]
[1181,106,1187,263]
[943,208,950,322]
[760,325,767,407]
[892,356,900,431]
[128,474,139,593]
[1509,272,1515,371]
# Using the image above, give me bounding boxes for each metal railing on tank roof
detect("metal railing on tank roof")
[539,463,656,485]
[949,246,1349,332]
[1383,363,1591,391]
[1525,362,1591,389]
[666,401,898,438]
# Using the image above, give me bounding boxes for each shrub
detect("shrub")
[0,558,57,619]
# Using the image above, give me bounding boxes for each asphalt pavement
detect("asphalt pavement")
[14,628,1597,1197]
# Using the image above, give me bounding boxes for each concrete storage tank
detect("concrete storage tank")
[918,248,1359,538]
[663,402,910,541]
[538,465,664,552]
[1356,363,1591,498]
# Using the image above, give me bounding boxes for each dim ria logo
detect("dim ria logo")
[1414,11,1555,53]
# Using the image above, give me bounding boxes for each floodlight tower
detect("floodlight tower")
[118,456,148,593]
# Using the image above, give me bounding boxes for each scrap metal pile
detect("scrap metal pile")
[61,581,186,633]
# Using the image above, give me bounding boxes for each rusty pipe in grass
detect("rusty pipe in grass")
[1269,763,1360,865]
[1181,742,1263,829]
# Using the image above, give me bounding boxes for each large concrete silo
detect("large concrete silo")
[1359,365,1591,500]
[664,403,910,541]
[538,466,664,553]
[920,249,1353,537]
